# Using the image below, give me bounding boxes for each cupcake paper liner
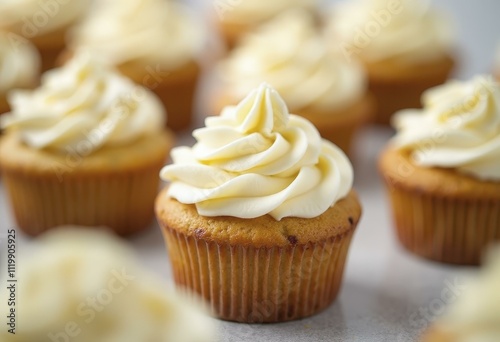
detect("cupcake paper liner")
[161,225,354,323]
[2,165,163,236]
[386,184,500,265]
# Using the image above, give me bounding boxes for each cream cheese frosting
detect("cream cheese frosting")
[0,31,40,94]
[437,247,500,341]
[0,227,217,342]
[392,75,500,181]
[70,0,204,69]
[218,0,317,24]
[219,10,366,112]
[0,0,90,38]
[161,83,353,220]
[0,52,165,153]
[327,0,454,64]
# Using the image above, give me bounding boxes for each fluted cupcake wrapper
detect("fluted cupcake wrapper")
[161,226,354,323]
[2,166,163,236]
[386,185,500,265]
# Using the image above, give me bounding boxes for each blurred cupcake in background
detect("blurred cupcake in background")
[214,10,373,155]
[422,247,500,341]
[0,227,217,342]
[65,0,205,131]
[214,0,318,48]
[0,31,40,115]
[0,53,173,236]
[0,0,90,72]
[379,75,500,265]
[326,0,456,125]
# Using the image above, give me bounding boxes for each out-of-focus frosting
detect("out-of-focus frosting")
[161,83,353,220]
[392,75,500,181]
[218,0,317,24]
[0,53,165,153]
[0,31,40,93]
[327,0,454,64]
[70,0,204,69]
[219,10,366,112]
[0,228,217,342]
[0,0,89,38]
[437,247,500,341]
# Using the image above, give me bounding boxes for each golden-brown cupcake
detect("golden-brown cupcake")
[156,83,361,322]
[379,76,500,265]
[0,53,173,236]
[0,227,217,342]
[213,10,374,155]
[421,248,500,342]
[0,31,40,115]
[65,0,205,132]
[326,0,456,125]
[214,0,318,48]
[0,1,90,72]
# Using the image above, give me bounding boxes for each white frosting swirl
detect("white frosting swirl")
[70,0,204,69]
[0,31,40,93]
[219,10,366,111]
[392,75,500,181]
[161,83,353,220]
[438,247,500,341]
[0,0,90,38]
[0,228,217,342]
[0,53,165,153]
[219,0,317,24]
[327,0,454,64]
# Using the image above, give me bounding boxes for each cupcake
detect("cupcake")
[0,31,40,115]
[0,227,217,342]
[422,247,500,341]
[0,53,173,236]
[65,0,205,131]
[213,10,373,154]
[156,83,361,322]
[0,0,90,72]
[379,75,500,265]
[326,0,456,125]
[214,0,318,48]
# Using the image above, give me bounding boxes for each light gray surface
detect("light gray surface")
[1,1,499,341]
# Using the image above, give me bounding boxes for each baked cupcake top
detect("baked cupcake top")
[0,52,165,154]
[161,83,353,220]
[0,31,40,94]
[0,228,216,342]
[217,0,317,25]
[433,248,500,341]
[391,75,500,181]
[69,0,204,70]
[326,0,454,64]
[219,10,366,112]
[0,0,89,38]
